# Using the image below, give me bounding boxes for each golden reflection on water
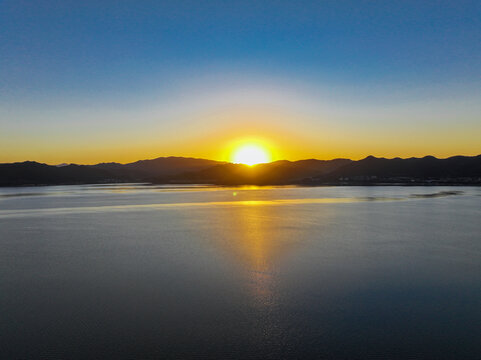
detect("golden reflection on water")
[0,196,406,219]
[211,202,308,347]
[218,203,301,307]
[236,205,275,304]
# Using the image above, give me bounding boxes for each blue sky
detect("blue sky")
[1,0,480,163]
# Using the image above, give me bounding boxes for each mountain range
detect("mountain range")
[0,157,221,187]
[1,155,480,186]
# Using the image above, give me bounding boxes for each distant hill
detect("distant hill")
[159,155,481,185]
[1,155,480,186]
[0,161,118,186]
[159,159,352,185]
[91,157,224,181]
[0,157,223,186]
[310,155,481,185]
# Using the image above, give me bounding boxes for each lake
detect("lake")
[0,184,480,359]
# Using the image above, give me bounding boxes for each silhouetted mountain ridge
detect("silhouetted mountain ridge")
[90,156,223,180]
[0,155,480,186]
[161,158,352,185]
[0,157,224,186]
[161,155,481,185]
[318,155,481,182]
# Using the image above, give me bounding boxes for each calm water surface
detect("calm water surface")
[1,184,480,359]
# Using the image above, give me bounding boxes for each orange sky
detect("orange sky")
[1,83,480,165]
[1,1,480,165]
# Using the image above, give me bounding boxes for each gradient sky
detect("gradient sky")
[1,0,480,164]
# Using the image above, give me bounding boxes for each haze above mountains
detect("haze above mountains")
[1,155,480,187]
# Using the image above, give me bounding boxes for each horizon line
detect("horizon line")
[3,153,481,167]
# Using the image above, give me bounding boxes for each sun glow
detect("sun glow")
[232,144,271,166]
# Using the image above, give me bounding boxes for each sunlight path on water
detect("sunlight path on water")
[0,196,424,219]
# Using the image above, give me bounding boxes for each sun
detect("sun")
[232,144,271,166]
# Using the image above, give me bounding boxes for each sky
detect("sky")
[0,0,480,164]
